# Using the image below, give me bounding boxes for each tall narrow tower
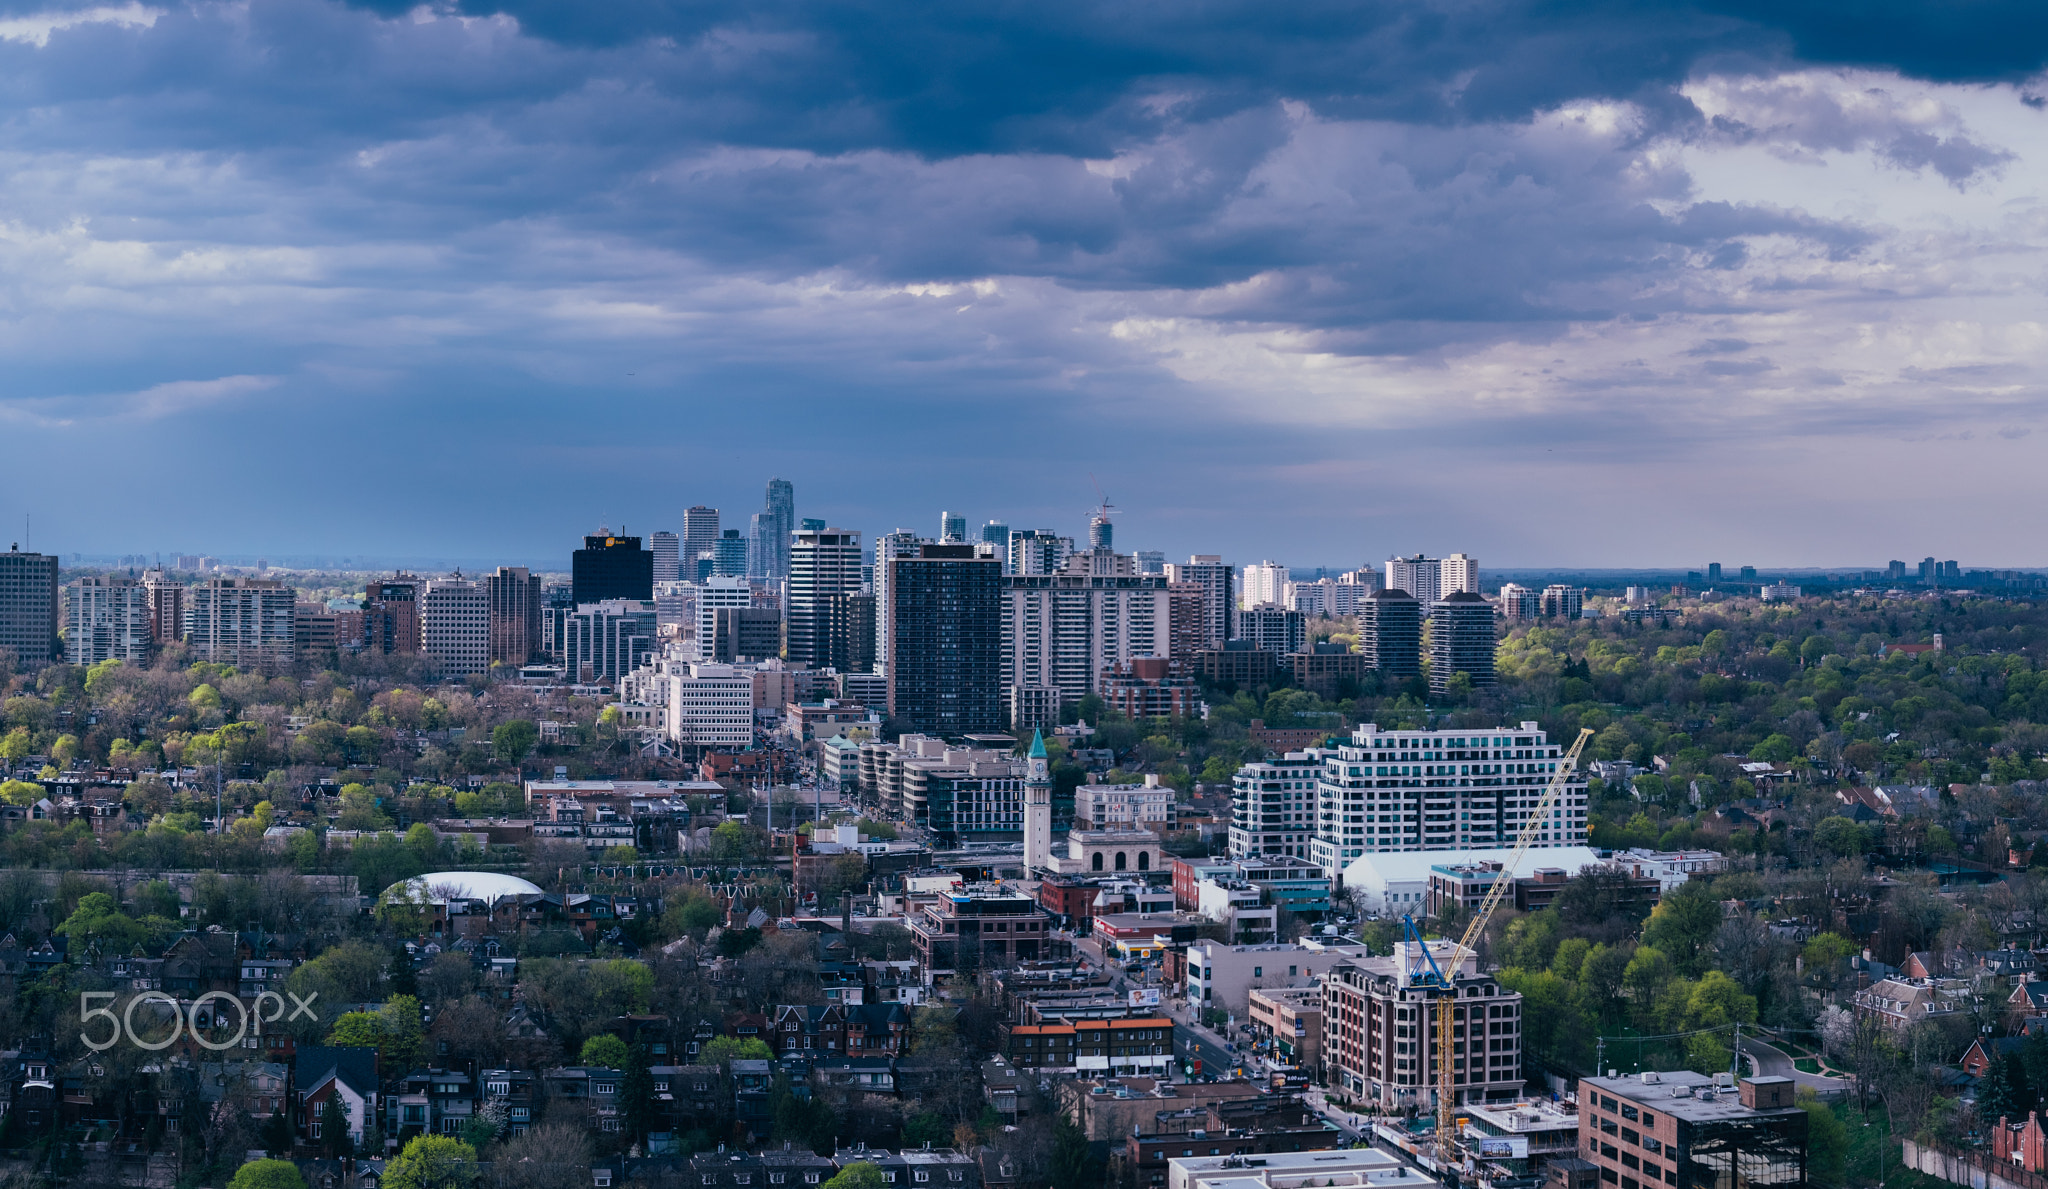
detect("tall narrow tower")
[1023,729,1054,874]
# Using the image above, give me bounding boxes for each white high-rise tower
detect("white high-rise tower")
[1023,729,1054,873]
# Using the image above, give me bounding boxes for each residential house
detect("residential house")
[296,1045,379,1149]
[1853,977,1969,1033]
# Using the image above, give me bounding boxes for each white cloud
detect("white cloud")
[0,3,157,48]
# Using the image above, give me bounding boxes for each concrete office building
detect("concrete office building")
[572,533,653,605]
[650,531,681,583]
[1575,1072,1808,1189]
[295,603,340,665]
[886,543,1004,736]
[1339,846,1602,916]
[653,580,696,632]
[1164,555,1234,649]
[1236,606,1306,657]
[142,568,183,650]
[1306,721,1589,875]
[694,576,754,662]
[1240,560,1289,608]
[184,578,296,672]
[1185,938,1372,1014]
[1359,588,1422,678]
[680,507,720,568]
[420,579,490,676]
[788,527,863,670]
[485,566,543,666]
[561,600,657,685]
[64,576,152,665]
[1429,591,1497,694]
[707,606,782,663]
[1000,573,1169,721]
[1320,939,1523,1111]
[870,529,926,678]
[666,662,755,747]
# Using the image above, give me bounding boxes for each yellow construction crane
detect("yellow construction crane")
[1400,726,1594,1180]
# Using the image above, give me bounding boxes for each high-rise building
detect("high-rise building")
[681,507,721,565]
[1236,606,1306,656]
[1541,584,1584,620]
[1229,752,1323,860]
[1358,588,1421,677]
[364,574,422,654]
[940,511,967,543]
[1008,529,1072,576]
[1240,560,1289,608]
[540,583,575,662]
[184,578,296,672]
[142,568,183,650]
[561,599,657,685]
[420,579,490,675]
[758,478,795,582]
[1497,583,1539,623]
[788,527,863,670]
[695,576,755,662]
[64,576,152,665]
[871,529,926,677]
[1163,556,1234,649]
[1167,582,1209,659]
[1088,509,1113,551]
[712,529,748,577]
[1885,560,1905,581]
[295,603,340,666]
[981,521,1011,553]
[650,531,681,583]
[1740,565,1759,582]
[0,546,59,671]
[1321,941,1525,1110]
[1440,553,1479,596]
[666,662,754,748]
[1000,573,1170,719]
[1707,562,1724,582]
[1429,591,1497,694]
[485,566,544,665]
[886,543,1003,736]
[1134,550,1164,575]
[1303,720,1588,874]
[572,533,653,604]
[829,591,876,674]
[707,606,783,663]
[1385,555,1443,604]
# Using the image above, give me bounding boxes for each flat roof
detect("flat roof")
[1582,1072,1804,1122]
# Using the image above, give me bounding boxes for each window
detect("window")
[772,1177,786,1185]
[311,1121,323,1139]
[1620,1105,1638,1122]
[916,1174,930,1184]
[595,1176,613,1189]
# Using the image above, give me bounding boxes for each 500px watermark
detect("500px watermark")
[80,991,319,1052]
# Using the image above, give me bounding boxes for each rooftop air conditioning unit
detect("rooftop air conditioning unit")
[1640,1072,1661,1084]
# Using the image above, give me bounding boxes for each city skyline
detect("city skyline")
[1,4,2046,562]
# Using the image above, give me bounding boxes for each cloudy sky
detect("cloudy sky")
[4,0,2047,568]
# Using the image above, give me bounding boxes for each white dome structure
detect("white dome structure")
[380,871,544,907]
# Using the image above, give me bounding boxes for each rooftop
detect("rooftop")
[1581,1071,1804,1122]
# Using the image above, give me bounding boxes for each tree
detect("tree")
[580,1034,629,1069]
[381,995,429,1072]
[1813,816,1866,859]
[1799,1089,1848,1188]
[493,720,538,763]
[1051,1116,1102,1189]
[319,1096,352,1159]
[0,778,40,806]
[383,1135,478,1189]
[700,1036,773,1065]
[1640,882,1723,976]
[491,1122,590,1189]
[229,1159,308,1189]
[1982,1052,2035,1125]
[824,1164,885,1189]
[326,1011,385,1049]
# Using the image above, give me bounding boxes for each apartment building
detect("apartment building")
[1075,778,1177,833]
[1358,588,1422,677]
[0,546,59,670]
[1320,939,1523,1111]
[1429,590,1497,694]
[1229,752,1323,860]
[1162,555,1234,648]
[485,566,543,665]
[184,578,296,672]
[908,882,1054,978]
[420,579,489,675]
[1304,721,1589,876]
[666,663,755,748]
[64,576,152,665]
[1000,572,1170,718]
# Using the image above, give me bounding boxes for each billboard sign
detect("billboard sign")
[1476,1137,1529,1159]
[1128,988,1161,1007]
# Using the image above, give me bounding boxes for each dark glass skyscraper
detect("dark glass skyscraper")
[752,477,795,581]
[1359,587,1421,678]
[571,534,653,604]
[886,543,1002,736]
